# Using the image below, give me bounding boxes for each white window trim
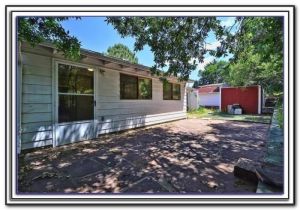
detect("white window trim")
[54,60,97,126]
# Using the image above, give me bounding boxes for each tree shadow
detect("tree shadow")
[18,120,268,194]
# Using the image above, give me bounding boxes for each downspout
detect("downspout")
[258,85,262,114]
[219,87,222,112]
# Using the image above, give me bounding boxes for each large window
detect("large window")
[120,74,152,99]
[58,63,94,123]
[163,82,181,100]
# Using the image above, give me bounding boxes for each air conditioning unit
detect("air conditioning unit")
[228,104,242,115]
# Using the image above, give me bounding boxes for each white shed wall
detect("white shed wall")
[198,93,220,107]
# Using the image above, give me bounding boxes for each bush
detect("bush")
[277,103,283,129]
[195,106,209,114]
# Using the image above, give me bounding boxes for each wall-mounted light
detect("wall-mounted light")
[88,68,94,72]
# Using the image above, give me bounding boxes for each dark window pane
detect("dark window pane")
[163,82,172,100]
[173,84,181,100]
[138,78,152,99]
[58,64,94,94]
[120,74,138,99]
[59,95,94,123]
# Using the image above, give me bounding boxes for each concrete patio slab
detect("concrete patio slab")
[18,119,269,194]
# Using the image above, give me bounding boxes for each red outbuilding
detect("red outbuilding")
[220,85,262,114]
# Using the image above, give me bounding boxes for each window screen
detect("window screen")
[163,82,181,100]
[58,63,94,123]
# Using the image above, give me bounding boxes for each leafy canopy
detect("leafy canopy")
[106,43,138,64]
[18,16,284,93]
[18,17,81,60]
[106,17,224,81]
[198,60,229,86]
[222,17,284,94]
[18,17,225,81]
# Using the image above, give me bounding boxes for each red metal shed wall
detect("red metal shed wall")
[221,86,259,114]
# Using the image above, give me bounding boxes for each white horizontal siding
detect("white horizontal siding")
[23,74,51,86]
[96,111,186,135]
[23,84,52,95]
[21,131,53,143]
[23,64,51,77]
[21,121,53,133]
[21,51,53,149]
[21,139,53,150]
[22,103,52,113]
[95,69,186,135]
[22,94,52,104]
[20,45,187,149]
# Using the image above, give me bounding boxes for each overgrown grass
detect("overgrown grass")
[188,107,271,124]
[188,106,213,116]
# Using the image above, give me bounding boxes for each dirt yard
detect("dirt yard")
[18,119,269,194]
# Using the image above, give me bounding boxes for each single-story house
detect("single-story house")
[197,83,226,109]
[18,42,187,151]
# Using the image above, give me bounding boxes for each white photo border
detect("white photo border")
[5,5,295,205]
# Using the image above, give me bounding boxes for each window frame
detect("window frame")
[55,61,96,125]
[120,73,152,100]
[163,82,181,100]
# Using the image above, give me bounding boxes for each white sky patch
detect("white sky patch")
[206,40,221,50]
[198,56,215,71]
[219,17,236,28]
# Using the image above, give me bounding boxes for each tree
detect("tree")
[18,17,226,81]
[192,80,200,88]
[106,43,138,64]
[18,17,81,60]
[106,17,224,81]
[222,17,284,94]
[198,60,229,85]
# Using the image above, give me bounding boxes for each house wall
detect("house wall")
[198,93,220,107]
[95,70,186,136]
[220,86,260,114]
[20,44,186,149]
[21,51,53,149]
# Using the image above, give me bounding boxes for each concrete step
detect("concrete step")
[262,107,274,114]
[256,181,283,193]
[233,158,261,183]
[255,164,283,188]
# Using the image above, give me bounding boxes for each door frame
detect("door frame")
[52,58,98,147]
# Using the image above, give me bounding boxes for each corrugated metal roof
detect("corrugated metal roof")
[198,84,224,94]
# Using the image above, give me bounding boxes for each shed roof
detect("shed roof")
[198,83,224,94]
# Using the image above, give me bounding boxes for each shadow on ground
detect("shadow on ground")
[18,119,269,194]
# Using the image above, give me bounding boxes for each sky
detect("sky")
[61,17,236,81]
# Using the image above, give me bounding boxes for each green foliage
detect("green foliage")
[188,106,212,115]
[18,17,81,60]
[222,17,284,94]
[277,104,284,129]
[106,17,224,81]
[192,80,200,88]
[18,16,283,94]
[138,79,151,99]
[276,94,284,129]
[106,43,138,64]
[198,60,229,85]
[188,107,271,123]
